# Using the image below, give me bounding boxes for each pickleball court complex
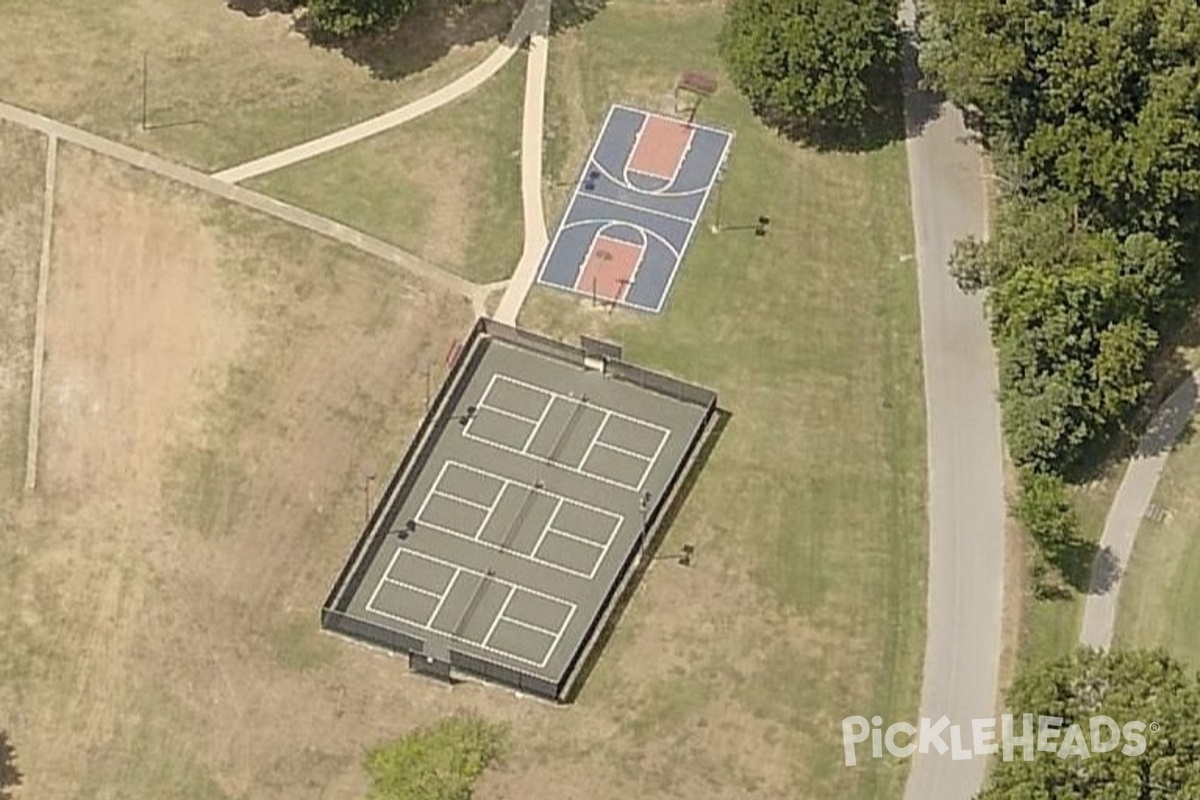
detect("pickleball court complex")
[537,105,734,313]
[322,320,718,701]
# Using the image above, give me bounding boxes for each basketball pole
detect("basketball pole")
[591,276,597,307]
[710,170,724,234]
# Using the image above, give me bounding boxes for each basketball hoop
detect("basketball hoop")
[674,70,718,119]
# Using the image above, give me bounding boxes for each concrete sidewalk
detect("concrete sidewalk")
[1080,371,1200,650]
[0,100,476,300]
[212,43,520,184]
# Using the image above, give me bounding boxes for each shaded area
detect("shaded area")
[1086,546,1123,597]
[227,0,523,81]
[548,0,607,33]
[1032,539,1103,601]
[899,31,943,141]
[564,407,730,703]
[0,731,20,800]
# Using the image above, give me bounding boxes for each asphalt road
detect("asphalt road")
[900,4,1008,797]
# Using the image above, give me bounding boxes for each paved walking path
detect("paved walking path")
[1080,370,1200,650]
[493,0,551,325]
[212,43,520,184]
[900,2,1006,798]
[211,0,551,185]
[0,100,476,300]
[24,134,57,493]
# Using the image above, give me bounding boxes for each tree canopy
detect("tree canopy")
[926,0,1200,475]
[719,0,900,143]
[921,0,1200,243]
[978,649,1200,799]
[303,0,416,38]
[952,199,1175,472]
[364,715,507,800]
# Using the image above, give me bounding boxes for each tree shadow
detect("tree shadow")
[226,0,299,17]
[0,731,21,800]
[227,0,525,82]
[317,0,525,79]
[563,407,730,703]
[898,30,943,140]
[549,0,606,33]
[1084,545,1123,596]
[1056,537,1102,594]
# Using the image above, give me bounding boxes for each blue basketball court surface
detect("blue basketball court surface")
[536,104,733,313]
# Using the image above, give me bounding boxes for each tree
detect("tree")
[0,730,20,800]
[1015,470,1078,552]
[303,0,416,38]
[719,0,899,143]
[921,0,1200,246]
[977,649,1200,799]
[976,206,1168,471]
[364,715,508,800]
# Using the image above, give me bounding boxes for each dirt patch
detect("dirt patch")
[2,145,496,799]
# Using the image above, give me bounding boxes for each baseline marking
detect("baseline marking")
[365,549,577,668]
[474,372,547,424]
[463,373,670,491]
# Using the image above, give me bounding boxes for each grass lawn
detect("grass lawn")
[0,0,517,171]
[248,52,526,283]
[1114,351,1200,665]
[0,121,47,694]
[0,121,45,492]
[485,2,929,797]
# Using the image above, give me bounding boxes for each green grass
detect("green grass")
[365,716,508,800]
[249,52,526,283]
[1114,419,1200,664]
[270,611,340,671]
[0,122,48,702]
[0,0,510,170]
[517,3,927,797]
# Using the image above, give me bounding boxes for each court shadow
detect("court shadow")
[562,407,731,704]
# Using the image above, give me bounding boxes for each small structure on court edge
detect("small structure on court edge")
[320,319,719,702]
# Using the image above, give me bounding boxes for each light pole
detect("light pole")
[140,52,148,132]
[638,491,652,557]
[363,473,376,525]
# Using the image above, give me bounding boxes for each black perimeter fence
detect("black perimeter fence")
[321,318,718,702]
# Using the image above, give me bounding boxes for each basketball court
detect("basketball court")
[537,104,733,313]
